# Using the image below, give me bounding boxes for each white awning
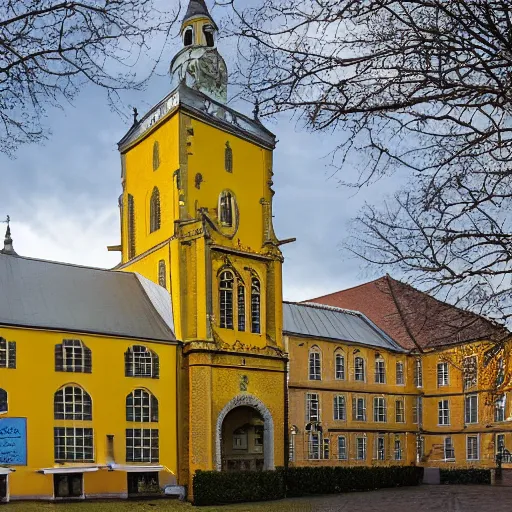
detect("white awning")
[0,468,14,475]
[39,466,99,475]
[107,464,164,473]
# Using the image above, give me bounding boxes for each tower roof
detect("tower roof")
[182,0,216,29]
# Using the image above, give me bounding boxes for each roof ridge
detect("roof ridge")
[297,301,362,317]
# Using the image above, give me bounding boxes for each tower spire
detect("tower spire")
[182,0,217,30]
[1,216,18,256]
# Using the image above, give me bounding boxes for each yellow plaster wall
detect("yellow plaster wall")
[0,325,178,498]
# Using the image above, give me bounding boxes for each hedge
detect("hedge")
[439,468,491,485]
[193,466,423,506]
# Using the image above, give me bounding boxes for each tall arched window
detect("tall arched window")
[0,389,7,413]
[354,356,365,382]
[335,351,345,380]
[152,141,160,171]
[54,385,92,420]
[125,346,159,378]
[184,26,193,46]
[219,191,234,227]
[237,282,246,332]
[158,260,166,288]
[126,389,159,422]
[128,193,136,259]
[251,277,261,334]
[55,339,92,373]
[225,142,233,172]
[150,187,161,233]
[219,270,234,329]
[203,24,215,47]
[309,347,321,380]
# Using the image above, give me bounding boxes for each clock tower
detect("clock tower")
[116,0,288,495]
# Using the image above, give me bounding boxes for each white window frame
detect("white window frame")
[356,436,367,460]
[54,386,92,421]
[354,356,365,382]
[414,358,423,388]
[306,393,320,422]
[438,399,450,426]
[375,435,386,460]
[466,434,479,461]
[495,395,506,422]
[396,361,405,385]
[54,427,94,462]
[337,436,347,460]
[465,394,478,424]
[437,361,449,387]
[335,352,345,380]
[394,438,402,460]
[444,436,455,461]
[308,348,321,381]
[463,355,478,390]
[375,358,386,384]
[354,397,367,421]
[373,397,387,423]
[126,428,159,463]
[308,433,321,460]
[395,399,405,423]
[333,395,346,421]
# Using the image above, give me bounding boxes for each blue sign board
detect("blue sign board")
[0,418,27,465]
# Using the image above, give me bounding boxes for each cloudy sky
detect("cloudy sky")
[1,1,401,302]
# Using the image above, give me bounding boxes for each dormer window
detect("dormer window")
[219,191,234,227]
[184,27,194,46]
[203,25,215,47]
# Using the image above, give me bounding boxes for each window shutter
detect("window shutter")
[125,350,133,377]
[84,346,92,374]
[55,344,63,372]
[152,353,160,379]
[8,341,16,369]
[352,397,357,420]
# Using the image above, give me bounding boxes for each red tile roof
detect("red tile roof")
[308,275,509,351]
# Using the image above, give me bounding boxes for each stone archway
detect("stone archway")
[215,394,274,471]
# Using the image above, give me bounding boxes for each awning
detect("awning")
[39,466,99,475]
[0,468,14,475]
[107,464,164,473]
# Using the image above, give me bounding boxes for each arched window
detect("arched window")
[158,260,166,288]
[203,24,215,47]
[0,389,7,413]
[225,142,233,172]
[309,347,321,380]
[54,385,92,420]
[335,351,345,380]
[126,389,159,422]
[128,193,136,259]
[219,191,234,227]
[184,26,193,46]
[251,277,261,334]
[375,357,386,383]
[150,187,161,233]
[354,356,365,382]
[219,270,234,329]
[55,339,92,373]
[152,141,160,171]
[237,282,246,331]
[125,346,159,378]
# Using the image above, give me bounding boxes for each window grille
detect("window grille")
[237,283,246,331]
[395,399,405,423]
[128,194,136,259]
[466,435,479,460]
[219,191,233,226]
[55,340,91,373]
[152,141,160,171]
[125,345,159,378]
[356,437,366,460]
[309,348,321,380]
[495,395,506,422]
[150,187,161,233]
[54,427,94,462]
[224,142,233,172]
[219,271,234,329]
[0,389,7,413]
[333,395,346,420]
[306,393,319,422]
[352,397,366,421]
[375,359,386,383]
[54,386,92,420]
[444,436,455,460]
[338,436,347,460]
[395,361,404,385]
[335,353,345,380]
[251,277,261,334]
[438,399,450,425]
[463,356,478,390]
[437,362,449,387]
[126,429,159,463]
[158,260,166,288]
[414,358,423,387]
[354,357,365,381]
[126,389,159,422]
[373,397,387,422]
[465,394,478,424]
[394,438,402,460]
[308,433,320,460]
[0,338,16,369]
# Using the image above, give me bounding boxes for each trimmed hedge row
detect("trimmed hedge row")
[192,466,424,506]
[440,468,491,485]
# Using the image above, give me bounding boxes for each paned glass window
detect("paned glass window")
[438,399,450,425]
[465,394,478,424]
[375,435,385,460]
[55,339,92,373]
[335,352,345,380]
[126,429,159,462]
[237,284,246,331]
[54,386,92,420]
[323,437,330,460]
[125,345,159,378]
[356,437,367,460]
[373,397,387,422]
[0,389,7,413]
[414,358,423,387]
[463,356,478,390]
[417,435,425,461]
[354,357,365,382]
[150,187,161,233]
[224,142,233,172]
[0,338,16,369]
[219,270,234,329]
[444,436,455,460]
[126,389,159,422]
[467,435,479,460]
[54,427,94,462]
[128,193,136,259]
[394,438,402,460]
[158,260,166,288]
[338,436,347,460]
[306,393,319,422]
[219,191,234,227]
[437,362,449,387]
[309,348,321,380]
[396,361,404,385]
[308,433,320,460]
[496,433,506,455]
[395,399,405,423]
[495,395,506,422]
[251,277,261,334]
[352,397,366,421]
[375,359,386,383]
[333,395,346,420]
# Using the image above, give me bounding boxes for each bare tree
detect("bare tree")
[1,0,180,155]
[220,0,512,323]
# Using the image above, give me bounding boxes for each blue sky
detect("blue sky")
[1,1,401,301]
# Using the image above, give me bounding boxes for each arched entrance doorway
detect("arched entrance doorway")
[215,394,274,471]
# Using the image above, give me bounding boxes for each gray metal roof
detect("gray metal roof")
[0,254,176,342]
[283,302,406,352]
